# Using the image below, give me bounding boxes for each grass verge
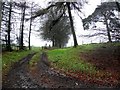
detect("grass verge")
[47,42,120,86]
[47,44,97,74]
[2,50,32,74]
[2,46,42,75]
[29,50,42,68]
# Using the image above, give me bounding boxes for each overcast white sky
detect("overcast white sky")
[23,0,103,47]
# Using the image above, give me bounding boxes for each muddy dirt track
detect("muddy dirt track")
[2,52,41,88]
[2,52,118,89]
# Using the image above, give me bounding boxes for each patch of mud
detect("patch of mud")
[3,50,119,89]
[2,52,41,89]
[80,46,120,73]
[29,52,100,88]
[80,45,120,87]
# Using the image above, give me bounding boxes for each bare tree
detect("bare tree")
[66,2,78,47]
[19,2,26,50]
[116,1,120,11]
[0,0,2,32]
[7,1,12,51]
[28,2,33,50]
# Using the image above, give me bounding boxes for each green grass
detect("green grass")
[76,42,120,52]
[2,50,32,73]
[29,47,42,67]
[47,42,120,74]
[47,45,97,74]
[29,49,42,67]
[31,47,42,52]
[0,54,2,73]
[2,46,42,74]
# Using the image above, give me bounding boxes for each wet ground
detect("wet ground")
[2,52,97,89]
[2,51,119,89]
[29,52,99,88]
[2,53,41,88]
[80,45,120,87]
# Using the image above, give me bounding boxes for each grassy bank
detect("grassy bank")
[47,44,98,74]
[48,42,120,73]
[47,42,120,86]
[2,50,32,74]
[2,47,41,75]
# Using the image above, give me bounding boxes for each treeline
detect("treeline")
[29,1,120,48]
[1,0,120,52]
[1,0,40,51]
[1,0,88,51]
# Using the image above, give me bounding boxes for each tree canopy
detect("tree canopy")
[82,2,120,42]
[30,1,87,47]
[40,8,71,48]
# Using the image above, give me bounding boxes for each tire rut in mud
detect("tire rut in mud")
[2,52,41,88]
[30,52,100,88]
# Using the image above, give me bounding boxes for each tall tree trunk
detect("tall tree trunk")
[0,1,2,31]
[52,36,55,47]
[0,1,2,51]
[66,2,78,47]
[0,0,2,87]
[116,2,120,12]
[52,40,55,47]
[59,42,61,48]
[28,18,32,50]
[28,3,33,50]
[104,14,112,42]
[7,2,12,51]
[20,2,26,50]
[5,35,7,48]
